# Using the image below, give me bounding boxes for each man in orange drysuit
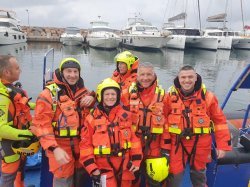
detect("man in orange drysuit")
[164,65,232,187]
[31,57,95,187]
[0,55,35,187]
[80,78,143,187]
[122,62,171,186]
[111,51,139,93]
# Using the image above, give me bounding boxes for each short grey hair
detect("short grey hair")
[0,55,14,77]
[138,61,155,71]
[179,65,195,73]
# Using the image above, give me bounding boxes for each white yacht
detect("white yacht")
[60,27,83,46]
[164,26,218,50]
[229,31,250,50]
[86,17,120,49]
[203,29,232,50]
[121,18,170,50]
[162,23,186,50]
[0,10,27,45]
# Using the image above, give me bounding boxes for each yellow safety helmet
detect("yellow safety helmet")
[145,157,169,182]
[59,57,81,72]
[12,138,40,156]
[114,51,136,70]
[96,78,120,103]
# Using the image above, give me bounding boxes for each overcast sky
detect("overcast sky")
[1,0,249,30]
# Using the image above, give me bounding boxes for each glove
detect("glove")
[92,174,101,187]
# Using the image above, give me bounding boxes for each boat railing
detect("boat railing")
[221,64,250,129]
[43,48,55,89]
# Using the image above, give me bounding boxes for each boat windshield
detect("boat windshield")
[169,29,201,36]
[135,26,159,32]
[207,32,223,36]
[90,28,114,32]
[0,21,16,28]
[65,27,80,34]
[91,21,109,27]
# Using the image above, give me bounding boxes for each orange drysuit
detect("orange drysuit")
[164,84,232,175]
[112,59,138,93]
[32,69,94,183]
[122,81,171,186]
[122,81,171,158]
[80,104,143,187]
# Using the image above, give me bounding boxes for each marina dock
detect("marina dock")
[21,26,88,42]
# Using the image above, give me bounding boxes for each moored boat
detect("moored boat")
[0,9,27,45]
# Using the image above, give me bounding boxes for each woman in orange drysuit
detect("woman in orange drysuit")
[111,51,139,93]
[79,78,143,187]
[164,65,232,187]
[31,57,95,187]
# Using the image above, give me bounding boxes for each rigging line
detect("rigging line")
[162,0,170,25]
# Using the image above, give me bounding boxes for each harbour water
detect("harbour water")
[0,42,250,186]
[1,42,249,114]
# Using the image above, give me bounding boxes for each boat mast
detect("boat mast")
[223,0,229,29]
[197,0,202,31]
[184,0,187,27]
[240,0,245,35]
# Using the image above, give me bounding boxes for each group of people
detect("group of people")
[0,52,232,187]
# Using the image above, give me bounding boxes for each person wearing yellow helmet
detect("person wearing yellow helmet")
[80,78,143,187]
[112,51,139,92]
[31,57,95,187]
[0,55,35,187]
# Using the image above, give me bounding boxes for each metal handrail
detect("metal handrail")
[43,48,54,89]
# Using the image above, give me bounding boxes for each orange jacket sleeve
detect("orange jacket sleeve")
[207,91,232,151]
[79,115,98,175]
[32,89,58,150]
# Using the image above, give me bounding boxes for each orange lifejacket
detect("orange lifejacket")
[4,84,32,129]
[45,83,87,138]
[88,106,134,156]
[129,83,166,137]
[167,86,213,137]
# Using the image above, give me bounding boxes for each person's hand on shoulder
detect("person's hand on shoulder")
[80,95,95,108]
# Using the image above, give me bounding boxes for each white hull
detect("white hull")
[87,37,120,49]
[203,29,232,50]
[166,35,186,49]
[185,36,218,50]
[0,42,27,55]
[121,35,167,49]
[0,29,27,45]
[232,38,250,49]
[60,36,83,46]
[216,37,232,50]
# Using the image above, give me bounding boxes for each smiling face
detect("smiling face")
[178,69,197,93]
[62,68,80,85]
[137,66,155,88]
[103,88,117,107]
[118,62,128,75]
